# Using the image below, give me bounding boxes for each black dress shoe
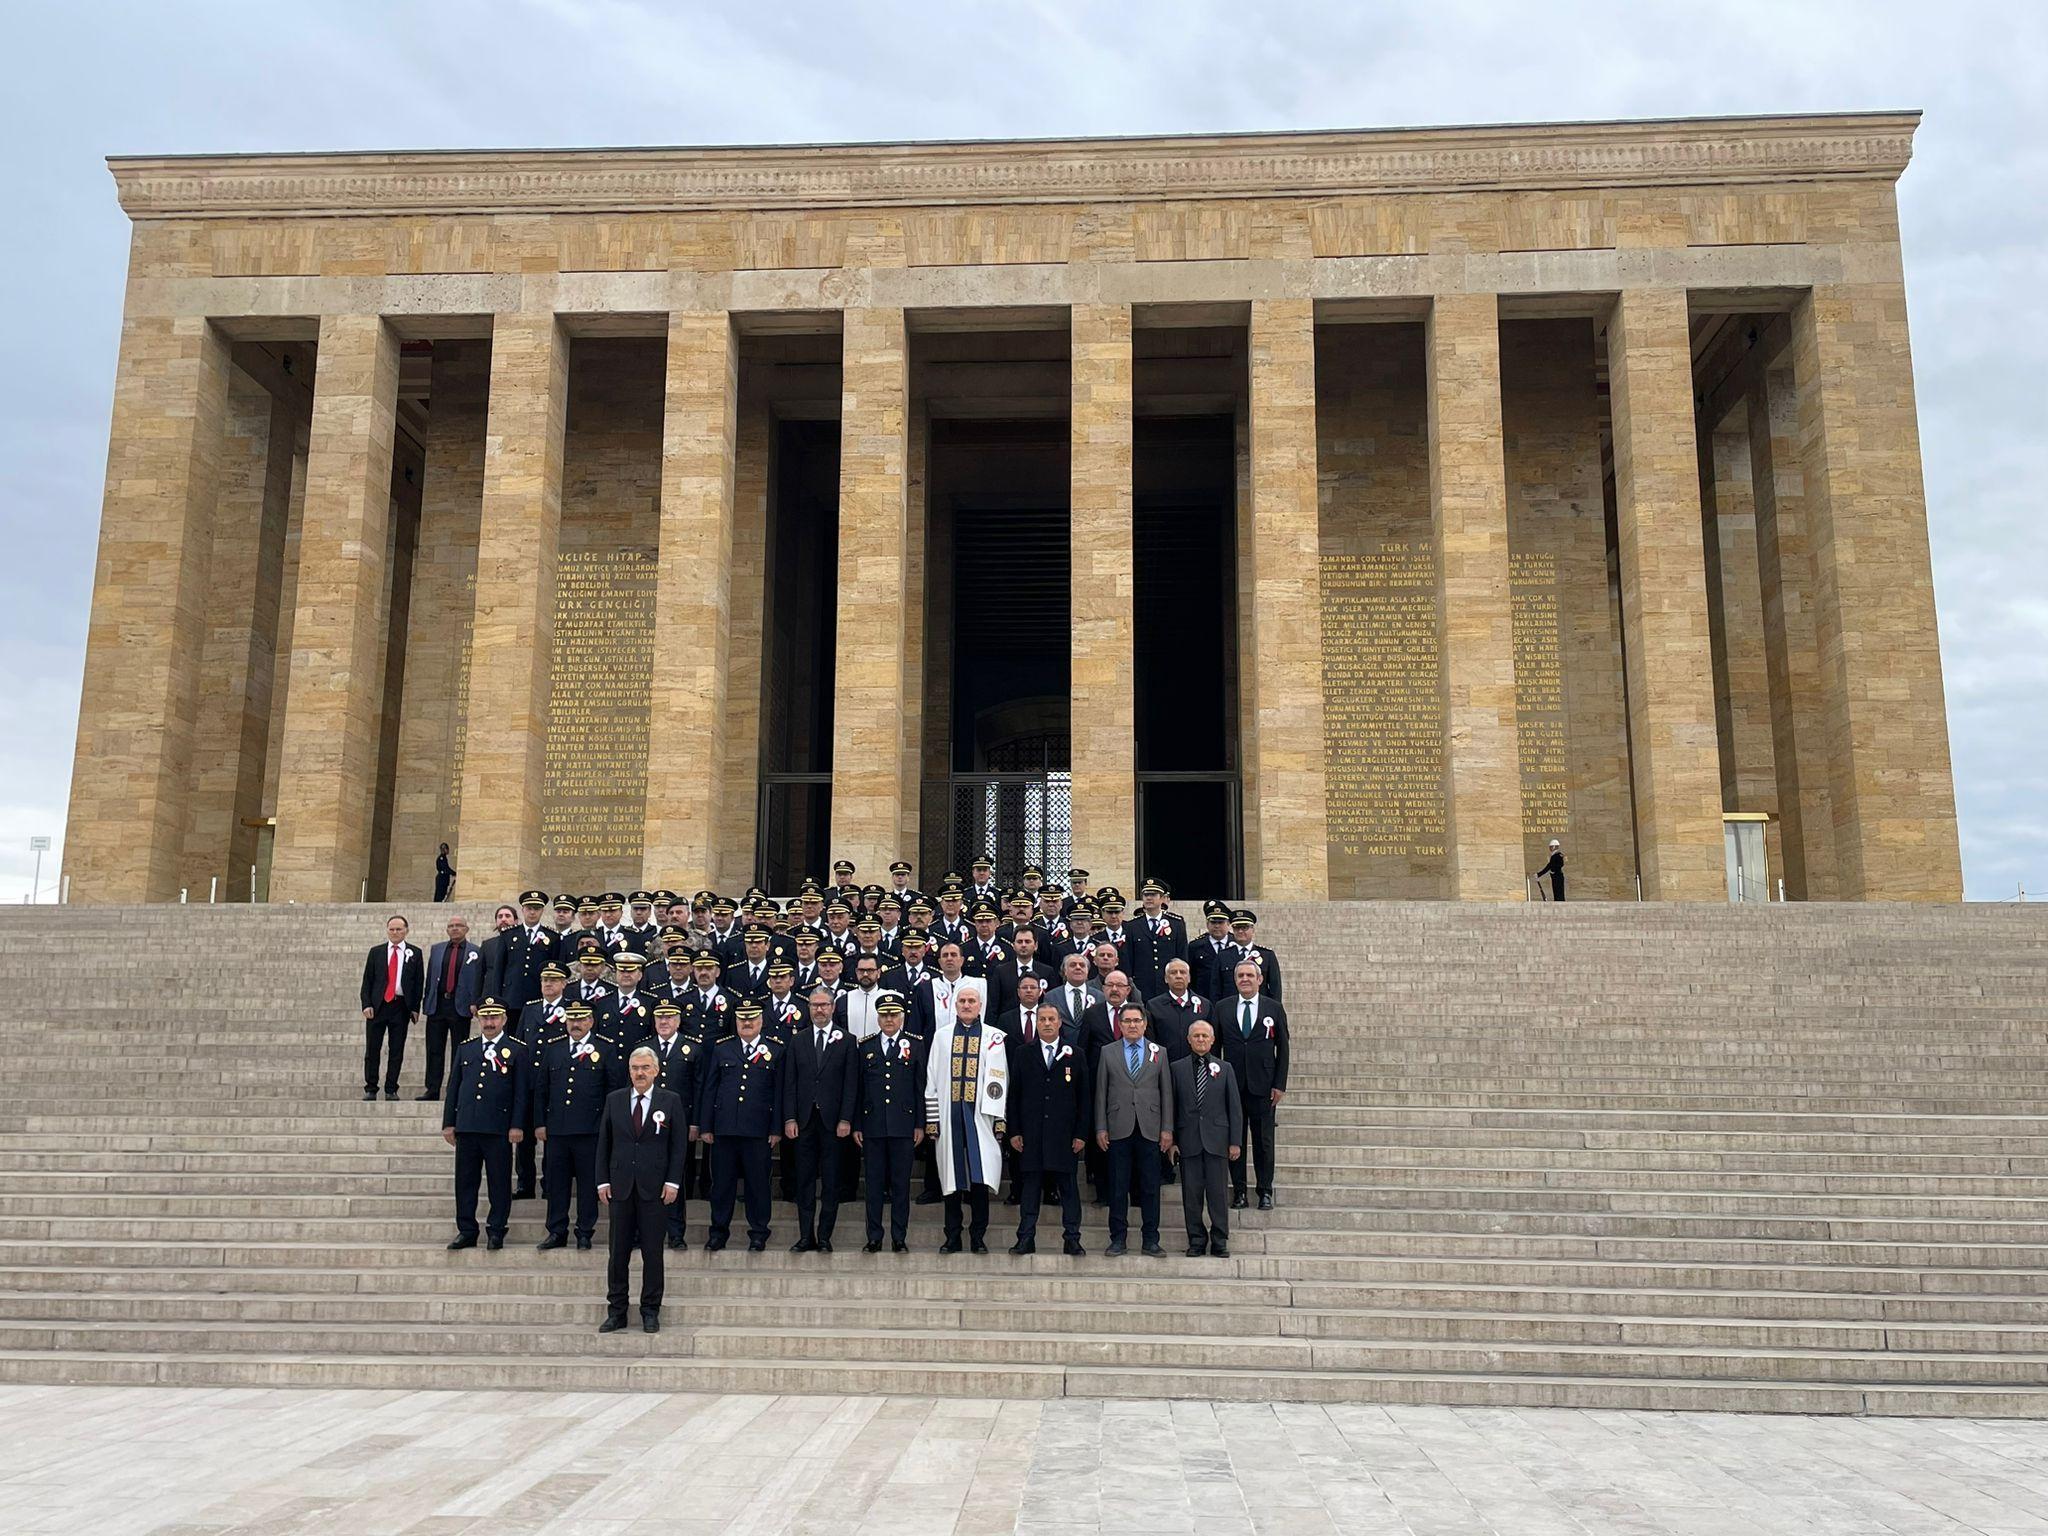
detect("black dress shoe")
[362,1089,376,1102]
[384,1091,398,1101]
[704,1238,727,1253]
[970,1239,988,1255]
[892,1240,909,1253]
[746,1239,766,1252]
[1142,1242,1166,1258]
[666,1236,686,1251]
[939,1237,963,1255]
[598,1313,627,1334]
[447,1234,478,1250]
[414,1091,438,1101]
[1009,1240,1036,1256]
[1230,1192,1248,1210]
[818,1239,833,1253]
[914,1192,942,1205]
[1004,1191,1021,1205]
[575,1236,593,1251]
[1185,1243,1206,1258]
[790,1238,816,1253]
[1258,1193,1273,1210]
[486,1236,504,1251]
[642,1312,660,1334]
[511,1187,535,1201]
[1105,1240,1127,1256]
[863,1240,883,1253]
[1062,1239,1085,1257]
[1210,1241,1229,1258]
[536,1235,567,1251]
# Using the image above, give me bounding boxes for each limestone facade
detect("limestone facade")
[62,114,1964,903]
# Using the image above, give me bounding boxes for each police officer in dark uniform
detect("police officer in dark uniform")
[509,962,569,1199]
[1186,901,1235,1000]
[602,953,657,1049]
[694,999,783,1252]
[531,1002,622,1250]
[622,891,662,957]
[644,1001,701,1249]
[1127,879,1187,997]
[851,994,925,1252]
[492,890,561,1014]
[441,999,527,1250]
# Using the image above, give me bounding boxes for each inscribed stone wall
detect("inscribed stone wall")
[1315,324,1447,899]
[536,339,662,893]
[1500,321,1637,899]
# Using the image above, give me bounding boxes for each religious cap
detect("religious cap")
[1549,838,1562,848]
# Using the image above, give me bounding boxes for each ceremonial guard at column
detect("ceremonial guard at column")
[645,1001,700,1249]
[694,1000,783,1252]
[532,1002,622,1251]
[925,987,1007,1254]
[1007,1001,1088,1257]
[850,995,924,1252]
[1219,959,1289,1210]
[441,999,526,1251]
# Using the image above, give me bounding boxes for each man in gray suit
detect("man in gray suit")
[1169,1021,1243,1257]
[1094,1002,1174,1257]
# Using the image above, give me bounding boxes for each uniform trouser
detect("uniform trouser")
[606,1188,666,1316]
[543,1133,600,1241]
[422,1013,470,1096]
[665,1158,689,1244]
[688,1136,713,1198]
[363,1016,408,1094]
[707,1136,772,1245]
[1230,1098,1277,1198]
[917,1134,942,1199]
[791,1119,844,1243]
[836,1132,861,1201]
[863,1136,915,1244]
[1107,1134,1162,1247]
[453,1132,511,1239]
[942,1185,990,1243]
[516,1123,538,1194]
[1016,1166,1080,1246]
[1084,1137,1108,1202]
[1179,1149,1231,1246]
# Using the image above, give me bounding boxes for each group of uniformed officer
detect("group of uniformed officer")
[432,859,1289,1271]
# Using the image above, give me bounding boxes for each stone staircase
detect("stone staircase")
[0,899,2043,1413]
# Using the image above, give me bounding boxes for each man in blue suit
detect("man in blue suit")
[419,915,485,1100]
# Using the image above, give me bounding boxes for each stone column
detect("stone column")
[714,375,771,891]
[1244,299,1330,899]
[830,307,911,879]
[181,373,296,900]
[1605,288,1725,900]
[1745,365,1837,899]
[1069,304,1137,887]
[1425,293,1525,900]
[270,314,402,902]
[1790,282,1962,900]
[62,316,232,902]
[643,311,738,891]
[454,312,569,896]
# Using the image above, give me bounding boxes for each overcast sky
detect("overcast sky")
[2,1,2040,902]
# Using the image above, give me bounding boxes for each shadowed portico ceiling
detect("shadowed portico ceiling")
[107,112,1918,220]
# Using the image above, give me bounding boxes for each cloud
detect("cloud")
[2,1,2042,900]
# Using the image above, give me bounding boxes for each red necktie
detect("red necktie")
[441,942,459,996]
[384,945,400,1003]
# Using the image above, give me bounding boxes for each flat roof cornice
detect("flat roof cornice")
[107,111,1920,220]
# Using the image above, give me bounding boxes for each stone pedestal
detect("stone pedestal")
[1069,304,1137,888]
[453,313,568,896]
[1606,288,1725,901]
[270,314,401,902]
[1425,294,1525,900]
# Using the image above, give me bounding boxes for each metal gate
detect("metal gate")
[922,773,1072,881]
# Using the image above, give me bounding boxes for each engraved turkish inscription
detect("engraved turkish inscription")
[1320,544,1446,863]
[541,547,656,865]
[1511,551,1568,838]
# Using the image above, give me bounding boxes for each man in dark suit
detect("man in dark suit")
[693,1000,783,1252]
[1094,1003,1175,1257]
[644,1003,702,1249]
[989,926,1057,1022]
[440,999,526,1250]
[1008,1002,1089,1256]
[491,892,560,1015]
[1049,952,1112,1201]
[360,915,425,1102]
[1143,959,1210,1064]
[781,986,855,1253]
[419,916,484,1100]
[1218,959,1290,1210]
[531,1003,622,1250]
[849,995,924,1252]
[474,902,518,1001]
[1170,1020,1244,1256]
[595,1045,686,1334]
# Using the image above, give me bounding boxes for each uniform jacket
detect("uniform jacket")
[515,993,569,1044]
[1170,1053,1245,1156]
[600,988,658,1050]
[1217,942,1283,1002]
[531,1033,626,1136]
[851,1030,926,1138]
[441,1032,527,1135]
[1125,912,1188,996]
[1095,1036,1175,1142]
[492,924,561,1013]
[643,1031,701,1107]
[595,1085,686,1198]
[694,1035,785,1138]
[1185,933,1235,1000]
[679,985,734,1041]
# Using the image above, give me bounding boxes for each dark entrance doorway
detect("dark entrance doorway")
[1134,414,1241,896]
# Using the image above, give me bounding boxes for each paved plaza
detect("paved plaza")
[5,1386,2048,1535]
